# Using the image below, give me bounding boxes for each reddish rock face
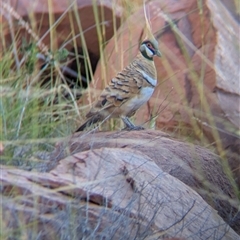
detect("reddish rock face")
[2,0,122,56]
[89,0,210,128]
[88,0,239,148]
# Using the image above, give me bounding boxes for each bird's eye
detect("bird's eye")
[147,43,152,48]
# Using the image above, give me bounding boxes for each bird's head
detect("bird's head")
[140,38,161,60]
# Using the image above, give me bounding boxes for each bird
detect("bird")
[76,35,161,132]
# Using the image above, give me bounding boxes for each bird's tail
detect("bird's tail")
[75,115,101,132]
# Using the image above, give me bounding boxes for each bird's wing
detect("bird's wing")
[86,66,143,118]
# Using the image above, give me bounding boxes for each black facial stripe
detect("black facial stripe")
[141,41,156,55]
[148,47,155,55]
[141,48,153,61]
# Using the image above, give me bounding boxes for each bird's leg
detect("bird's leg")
[121,117,144,131]
[121,117,135,128]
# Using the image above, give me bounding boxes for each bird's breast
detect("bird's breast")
[121,86,155,116]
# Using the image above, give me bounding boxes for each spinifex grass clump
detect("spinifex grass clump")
[0,4,81,167]
[0,42,77,167]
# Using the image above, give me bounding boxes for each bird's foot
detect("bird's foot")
[122,125,145,131]
[121,116,144,131]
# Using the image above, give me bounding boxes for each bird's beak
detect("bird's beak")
[156,49,162,57]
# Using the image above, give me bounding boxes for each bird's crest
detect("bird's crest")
[143,1,156,42]
[141,1,161,58]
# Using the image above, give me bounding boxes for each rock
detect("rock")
[2,0,121,57]
[1,133,240,238]
[84,0,206,128]
[47,130,240,235]
[89,0,240,135]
